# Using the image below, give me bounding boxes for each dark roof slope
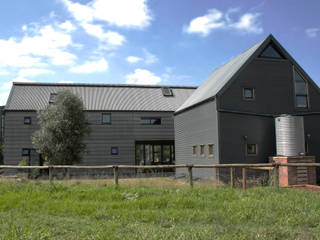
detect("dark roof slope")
[6,83,197,111]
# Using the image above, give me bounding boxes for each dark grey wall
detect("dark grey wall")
[218,112,276,164]
[4,111,175,167]
[174,100,219,179]
[219,58,320,114]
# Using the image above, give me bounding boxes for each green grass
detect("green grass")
[0,183,320,240]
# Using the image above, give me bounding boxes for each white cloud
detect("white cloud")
[70,58,108,73]
[184,8,263,36]
[81,22,125,47]
[143,49,158,65]
[63,0,152,29]
[0,70,9,75]
[184,9,224,36]
[126,56,143,63]
[232,13,263,33]
[306,28,319,38]
[58,20,76,32]
[0,24,76,68]
[18,68,54,77]
[125,69,161,85]
[59,80,74,83]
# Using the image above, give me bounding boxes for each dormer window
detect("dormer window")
[162,87,173,97]
[243,88,255,100]
[294,68,308,108]
[49,93,57,104]
[259,43,285,59]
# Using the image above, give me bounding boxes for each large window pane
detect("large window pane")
[162,145,171,163]
[295,82,307,95]
[153,145,161,163]
[296,96,308,108]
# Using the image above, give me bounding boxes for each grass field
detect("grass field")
[0,181,320,240]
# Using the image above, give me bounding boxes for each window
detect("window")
[49,93,57,103]
[243,88,255,100]
[22,149,30,156]
[162,87,173,96]
[294,68,308,108]
[208,144,214,156]
[200,145,205,156]
[259,44,285,59]
[140,117,161,125]
[102,113,111,124]
[24,117,31,125]
[192,145,197,155]
[246,144,257,155]
[111,146,119,155]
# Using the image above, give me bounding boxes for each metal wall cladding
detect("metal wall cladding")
[275,115,305,156]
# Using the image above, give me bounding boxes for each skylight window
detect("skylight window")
[259,44,285,59]
[49,93,57,104]
[162,87,173,97]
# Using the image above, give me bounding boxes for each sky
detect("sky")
[0,0,319,105]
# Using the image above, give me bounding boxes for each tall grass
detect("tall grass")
[0,183,319,239]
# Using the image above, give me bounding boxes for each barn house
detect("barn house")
[3,83,195,170]
[174,34,320,179]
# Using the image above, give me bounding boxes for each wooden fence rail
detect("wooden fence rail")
[1,163,320,189]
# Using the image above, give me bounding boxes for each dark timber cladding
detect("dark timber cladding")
[174,34,320,179]
[4,83,196,170]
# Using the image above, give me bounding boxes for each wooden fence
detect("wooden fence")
[1,163,320,189]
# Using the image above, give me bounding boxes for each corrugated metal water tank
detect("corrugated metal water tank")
[275,115,305,156]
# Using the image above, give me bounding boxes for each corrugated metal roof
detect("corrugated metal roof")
[175,35,269,114]
[6,83,197,111]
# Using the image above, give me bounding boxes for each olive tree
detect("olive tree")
[31,90,90,165]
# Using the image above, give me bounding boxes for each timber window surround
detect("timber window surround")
[24,117,31,125]
[294,68,309,109]
[102,113,111,124]
[208,144,214,156]
[200,144,205,156]
[192,145,197,155]
[140,117,161,125]
[111,146,119,155]
[243,88,255,100]
[246,143,257,155]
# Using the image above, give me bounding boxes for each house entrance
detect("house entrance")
[135,141,175,166]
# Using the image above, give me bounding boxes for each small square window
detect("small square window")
[192,145,197,155]
[102,113,111,124]
[22,149,30,156]
[246,144,257,155]
[208,144,214,156]
[200,145,205,156]
[24,117,31,125]
[111,146,119,155]
[243,88,255,100]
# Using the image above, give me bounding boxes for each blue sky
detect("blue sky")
[0,0,319,105]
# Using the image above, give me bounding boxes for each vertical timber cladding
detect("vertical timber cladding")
[174,100,219,179]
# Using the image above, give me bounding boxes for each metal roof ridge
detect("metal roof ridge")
[12,82,198,89]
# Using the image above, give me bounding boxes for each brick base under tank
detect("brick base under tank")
[270,156,316,187]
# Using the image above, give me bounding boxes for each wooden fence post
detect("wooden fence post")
[187,165,193,188]
[215,168,220,185]
[242,168,247,190]
[273,164,279,188]
[49,166,53,185]
[230,167,235,188]
[113,166,119,186]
